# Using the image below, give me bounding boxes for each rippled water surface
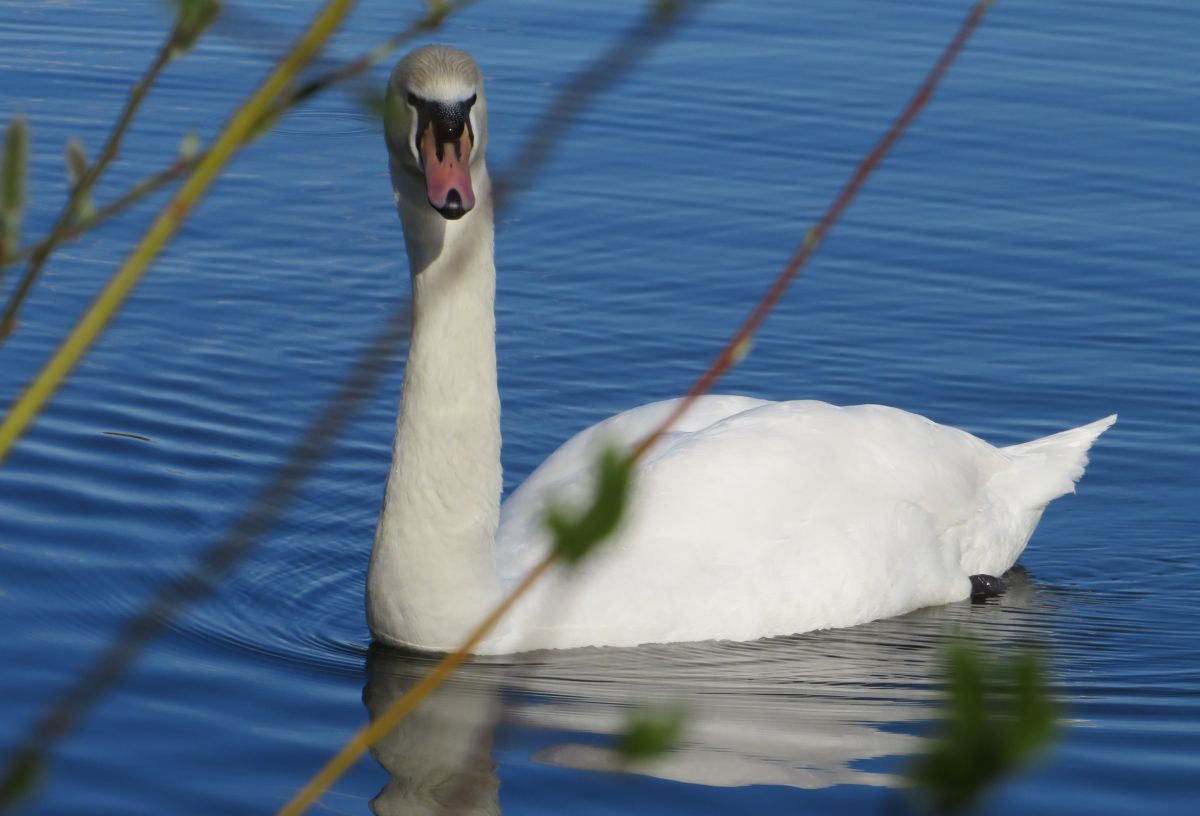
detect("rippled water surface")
[1,1,1197,813]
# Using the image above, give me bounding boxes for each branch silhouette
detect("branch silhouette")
[0,1,704,807]
[0,0,478,340]
[0,5,201,338]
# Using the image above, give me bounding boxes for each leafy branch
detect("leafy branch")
[905,641,1058,814]
[0,119,27,269]
[546,447,634,566]
[0,0,478,339]
[0,0,362,465]
[0,1,691,808]
[0,0,218,337]
[617,706,689,764]
[0,3,374,806]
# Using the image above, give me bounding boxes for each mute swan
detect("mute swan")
[367,45,1115,655]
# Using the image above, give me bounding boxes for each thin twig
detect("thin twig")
[632,0,996,460]
[281,3,997,812]
[289,0,479,109]
[0,24,178,338]
[0,306,406,802]
[0,158,199,271]
[0,0,477,339]
[1,0,652,799]
[492,0,712,213]
[0,0,358,465]
[275,557,555,816]
[0,2,370,791]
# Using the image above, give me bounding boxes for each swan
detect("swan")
[367,45,1115,655]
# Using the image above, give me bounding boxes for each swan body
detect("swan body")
[367,46,1115,655]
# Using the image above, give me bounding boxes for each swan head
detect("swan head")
[385,45,487,221]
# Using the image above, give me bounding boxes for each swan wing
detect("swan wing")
[496,395,766,580]
[490,398,1012,650]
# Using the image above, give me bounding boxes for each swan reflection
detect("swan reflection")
[364,569,1051,814]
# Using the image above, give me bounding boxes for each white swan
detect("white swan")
[367,45,1115,655]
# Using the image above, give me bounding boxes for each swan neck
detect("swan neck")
[369,167,502,650]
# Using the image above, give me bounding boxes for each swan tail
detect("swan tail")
[998,414,1117,509]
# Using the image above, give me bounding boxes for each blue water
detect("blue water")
[1,0,1197,813]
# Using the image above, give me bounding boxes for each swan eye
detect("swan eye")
[403,90,478,169]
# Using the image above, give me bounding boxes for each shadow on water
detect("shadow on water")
[363,568,1059,814]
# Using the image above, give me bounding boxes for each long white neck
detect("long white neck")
[368,166,502,650]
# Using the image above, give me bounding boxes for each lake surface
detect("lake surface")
[1,0,1197,813]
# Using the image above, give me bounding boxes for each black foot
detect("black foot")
[969,574,1006,599]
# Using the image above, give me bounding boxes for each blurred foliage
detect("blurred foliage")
[1,117,27,260]
[0,752,40,811]
[905,641,1058,814]
[170,0,222,54]
[545,447,634,566]
[178,129,201,162]
[63,138,94,224]
[617,706,688,764]
[63,138,86,191]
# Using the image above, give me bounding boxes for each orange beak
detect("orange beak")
[420,123,474,219]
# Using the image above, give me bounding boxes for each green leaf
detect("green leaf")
[544,446,633,566]
[64,137,87,188]
[2,117,28,252]
[906,641,1058,814]
[64,137,95,223]
[1008,652,1057,758]
[178,129,201,162]
[617,706,687,763]
[170,0,221,54]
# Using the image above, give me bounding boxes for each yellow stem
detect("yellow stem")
[0,0,357,464]
[275,555,556,816]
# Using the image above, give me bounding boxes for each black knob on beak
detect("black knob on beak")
[436,189,469,220]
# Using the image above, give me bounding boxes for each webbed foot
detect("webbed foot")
[969,574,1006,599]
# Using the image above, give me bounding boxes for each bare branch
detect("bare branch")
[0,0,478,340]
[0,25,179,338]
